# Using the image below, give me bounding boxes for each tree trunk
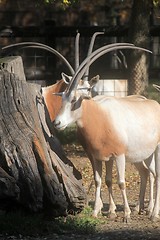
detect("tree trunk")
[0,56,86,216]
[127,0,151,95]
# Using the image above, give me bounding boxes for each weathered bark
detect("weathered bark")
[127,0,151,95]
[0,56,86,216]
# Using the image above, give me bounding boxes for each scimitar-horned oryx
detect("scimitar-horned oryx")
[55,72,155,217]
[54,43,160,222]
[42,75,155,220]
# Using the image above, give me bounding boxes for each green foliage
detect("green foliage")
[153,0,160,7]
[56,206,103,234]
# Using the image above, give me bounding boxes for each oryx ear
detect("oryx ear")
[61,72,72,84]
[89,75,100,87]
[153,84,160,92]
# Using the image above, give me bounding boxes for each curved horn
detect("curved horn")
[75,32,80,71]
[69,43,133,88]
[83,32,104,82]
[65,43,133,94]
[1,42,74,75]
[66,44,152,95]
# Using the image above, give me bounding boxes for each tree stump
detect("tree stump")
[0,56,86,216]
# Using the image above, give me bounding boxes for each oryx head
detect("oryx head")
[54,43,152,130]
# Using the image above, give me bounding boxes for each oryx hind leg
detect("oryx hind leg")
[134,161,149,214]
[142,154,155,216]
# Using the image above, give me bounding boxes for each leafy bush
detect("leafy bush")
[57,206,103,234]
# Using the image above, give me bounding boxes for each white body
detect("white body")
[54,93,160,222]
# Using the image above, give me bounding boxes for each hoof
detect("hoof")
[138,209,145,215]
[123,216,131,223]
[133,205,144,215]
